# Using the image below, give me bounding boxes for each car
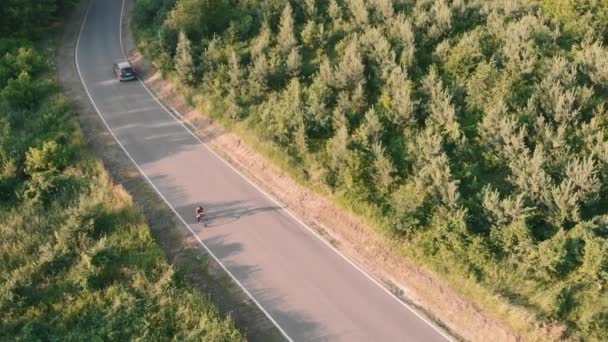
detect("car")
[112,61,136,81]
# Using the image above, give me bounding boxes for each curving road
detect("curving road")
[75,0,450,341]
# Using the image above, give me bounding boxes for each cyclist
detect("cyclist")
[195,206,204,224]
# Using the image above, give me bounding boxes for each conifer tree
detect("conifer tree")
[334,40,365,90]
[369,0,394,22]
[279,4,297,53]
[287,48,302,77]
[346,0,369,27]
[387,67,415,127]
[228,50,242,93]
[251,21,271,59]
[174,31,196,85]
[387,14,416,70]
[422,67,462,141]
[372,141,396,194]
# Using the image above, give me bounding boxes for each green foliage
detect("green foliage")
[0,11,240,341]
[0,0,77,38]
[174,31,196,85]
[165,0,231,39]
[1,72,41,110]
[134,0,608,337]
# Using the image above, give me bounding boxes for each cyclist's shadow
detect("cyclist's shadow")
[193,200,282,228]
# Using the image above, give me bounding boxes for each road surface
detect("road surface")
[75,0,450,341]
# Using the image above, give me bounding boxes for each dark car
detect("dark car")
[112,61,136,81]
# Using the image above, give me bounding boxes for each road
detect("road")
[75,0,450,340]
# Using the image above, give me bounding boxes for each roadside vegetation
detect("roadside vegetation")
[133,0,608,338]
[0,1,241,340]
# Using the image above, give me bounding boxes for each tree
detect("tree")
[0,0,62,38]
[466,61,502,113]
[346,0,369,28]
[422,67,462,141]
[1,71,38,110]
[360,28,396,79]
[482,186,534,226]
[576,40,608,86]
[328,0,344,24]
[278,4,297,53]
[251,21,271,59]
[304,0,316,19]
[372,141,396,195]
[444,30,484,83]
[328,109,350,173]
[174,31,196,85]
[260,78,303,144]
[356,107,383,146]
[248,54,270,99]
[287,48,302,77]
[387,14,416,70]
[301,21,325,50]
[508,146,553,206]
[294,119,308,158]
[386,67,415,127]
[369,0,394,22]
[429,0,452,38]
[166,0,231,38]
[228,50,243,95]
[334,40,365,90]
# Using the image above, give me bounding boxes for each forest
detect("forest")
[133,0,608,338]
[0,0,241,340]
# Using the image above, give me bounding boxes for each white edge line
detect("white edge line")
[116,0,452,340]
[75,1,293,341]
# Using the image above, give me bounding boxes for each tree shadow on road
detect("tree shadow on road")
[189,234,329,342]
[176,200,282,228]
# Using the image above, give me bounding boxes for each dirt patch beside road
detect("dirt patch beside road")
[57,1,284,341]
[118,1,543,341]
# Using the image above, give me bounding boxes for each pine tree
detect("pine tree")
[251,21,271,59]
[356,107,383,146]
[369,0,394,22]
[328,0,344,24]
[334,40,365,90]
[295,118,309,157]
[228,50,242,94]
[174,31,196,85]
[287,48,302,77]
[304,0,316,19]
[576,40,608,86]
[429,0,452,38]
[387,67,415,127]
[248,54,270,99]
[360,28,396,79]
[346,0,368,27]
[307,77,331,131]
[508,146,553,205]
[328,110,351,173]
[387,14,416,70]
[372,141,396,194]
[279,4,297,53]
[482,186,533,226]
[422,67,462,141]
[565,157,600,204]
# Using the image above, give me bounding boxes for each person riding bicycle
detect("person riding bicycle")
[195,206,204,223]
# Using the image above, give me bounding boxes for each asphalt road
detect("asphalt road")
[75,0,450,340]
